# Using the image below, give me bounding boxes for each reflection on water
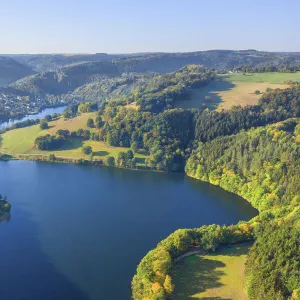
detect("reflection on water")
[0,211,10,223]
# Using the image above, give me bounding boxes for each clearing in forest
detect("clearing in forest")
[177,72,300,110]
[171,243,251,300]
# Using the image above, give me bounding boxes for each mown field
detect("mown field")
[178,72,300,110]
[171,244,251,300]
[0,113,149,164]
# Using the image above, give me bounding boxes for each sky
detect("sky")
[1,0,300,54]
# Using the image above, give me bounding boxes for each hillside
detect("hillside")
[6,53,128,72]
[0,56,35,86]
[8,49,300,102]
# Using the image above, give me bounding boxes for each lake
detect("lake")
[0,106,67,130]
[0,161,257,300]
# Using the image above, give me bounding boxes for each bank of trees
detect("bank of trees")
[245,222,300,300]
[34,134,63,150]
[195,85,300,142]
[132,223,254,300]
[131,65,215,112]
[186,122,300,211]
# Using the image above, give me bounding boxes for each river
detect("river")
[0,161,257,300]
[0,106,67,130]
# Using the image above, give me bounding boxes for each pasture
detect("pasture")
[171,244,251,300]
[177,72,300,110]
[0,113,148,164]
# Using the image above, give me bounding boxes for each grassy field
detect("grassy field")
[0,113,149,164]
[171,244,251,300]
[223,72,300,84]
[177,72,300,110]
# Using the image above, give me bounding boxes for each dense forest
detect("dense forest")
[186,121,300,211]
[245,222,300,300]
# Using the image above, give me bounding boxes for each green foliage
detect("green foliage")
[245,222,300,300]
[132,65,215,112]
[106,156,115,167]
[78,102,98,113]
[186,123,300,211]
[34,134,63,150]
[82,145,92,155]
[132,224,254,300]
[86,118,95,128]
[39,120,48,130]
[49,153,56,161]
[44,115,52,122]
[195,85,300,142]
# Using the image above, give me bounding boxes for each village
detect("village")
[0,89,68,121]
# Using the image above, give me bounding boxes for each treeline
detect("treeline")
[245,221,300,300]
[101,107,195,171]
[186,121,300,211]
[63,102,98,119]
[231,64,300,74]
[129,65,215,112]
[132,223,254,300]
[195,85,300,142]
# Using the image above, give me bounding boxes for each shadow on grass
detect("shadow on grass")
[211,243,252,257]
[55,138,83,152]
[172,256,226,299]
[136,149,149,156]
[135,157,146,164]
[178,79,236,110]
[93,150,109,157]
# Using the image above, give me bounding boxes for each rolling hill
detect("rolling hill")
[0,56,35,86]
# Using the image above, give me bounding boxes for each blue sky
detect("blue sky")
[1,0,299,53]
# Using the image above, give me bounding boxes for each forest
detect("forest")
[1,62,300,299]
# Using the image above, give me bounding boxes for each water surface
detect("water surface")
[0,106,67,130]
[0,161,257,300]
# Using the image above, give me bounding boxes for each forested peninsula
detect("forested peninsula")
[0,63,299,299]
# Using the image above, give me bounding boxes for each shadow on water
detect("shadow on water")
[0,207,89,300]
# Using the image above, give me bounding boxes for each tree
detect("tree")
[82,146,92,155]
[163,275,174,296]
[40,121,48,130]
[126,150,134,160]
[95,116,104,128]
[49,154,56,161]
[131,141,139,153]
[106,156,115,167]
[87,118,95,128]
[44,115,52,122]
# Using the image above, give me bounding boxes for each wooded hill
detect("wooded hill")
[0,56,35,86]
[8,49,300,98]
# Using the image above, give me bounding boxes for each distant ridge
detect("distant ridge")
[0,56,35,86]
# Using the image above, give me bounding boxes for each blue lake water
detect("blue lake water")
[0,161,257,300]
[0,106,67,130]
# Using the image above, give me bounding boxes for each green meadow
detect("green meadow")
[0,113,149,165]
[172,244,251,300]
[178,72,300,110]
